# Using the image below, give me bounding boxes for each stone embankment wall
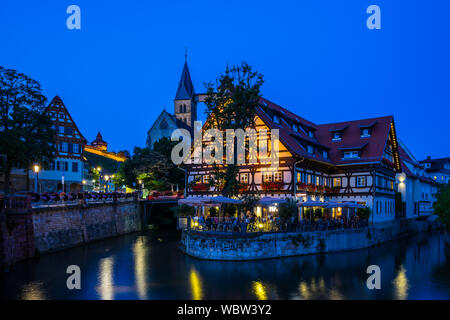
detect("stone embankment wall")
[1,201,142,271]
[181,219,440,261]
[32,201,141,253]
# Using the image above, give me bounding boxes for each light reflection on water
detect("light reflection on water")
[0,231,449,300]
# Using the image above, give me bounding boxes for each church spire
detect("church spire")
[175,55,195,100]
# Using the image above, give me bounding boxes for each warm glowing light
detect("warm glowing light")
[189,268,203,300]
[258,223,263,228]
[393,265,409,300]
[104,175,109,181]
[82,180,86,185]
[133,237,148,299]
[20,282,46,300]
[33,164,40,173]
[252,281,267,300]
[97,257,114,300]
[138,179,142,184]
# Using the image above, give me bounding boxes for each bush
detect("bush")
[357,207,371,220]
[278,198,298,220]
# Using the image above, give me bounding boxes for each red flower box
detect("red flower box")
[296,182,307,190]
[262,181,283,191]
[192,183,209,192]
[307,184,317,192]
[239,184,249,193]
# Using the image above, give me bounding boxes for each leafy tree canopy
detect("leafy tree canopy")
[202,62,264,197]
[0,66,56,194]
[433,183,450,230]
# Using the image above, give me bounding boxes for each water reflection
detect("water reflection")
[0,231,448,300]
[97,257,115,300]
[133,237,149,300]
[252,281,268,300]
[189,267,203,300]
[20,281,46,300]
[393,265,409,300]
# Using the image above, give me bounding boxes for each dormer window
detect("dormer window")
[333,132,342,140]
[292,124,298,132]
[361,128,371,137]
[343,151,359,159]
[307,145,314,153]
[323,151,328,159]
[424,163,431,168]
[273,114,280,124]
[308,131,314,138]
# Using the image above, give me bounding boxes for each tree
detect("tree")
[433,183,450,231]
[118,147,184,191]
[0,66,56,194]
[203,62,264,197]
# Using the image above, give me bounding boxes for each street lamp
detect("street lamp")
[82,179,86,191]
[33,164,40,193]
[104,175,110,192]
[97,167,102,191]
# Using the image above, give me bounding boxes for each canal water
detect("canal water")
[1,230,449,300]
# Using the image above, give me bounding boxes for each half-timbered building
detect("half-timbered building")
[185,97,402,223]
[38,96,87,193]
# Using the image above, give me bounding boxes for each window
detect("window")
[308,131,314,138]
[343,151,359,159]
[73,144,79,154]
[202,175,209,184]
[273,114,280,124]
[240,173,249,184]
[356,176,366,187]
[72,162,78,172]
[333,177,342,187]
[307,145,314,153]
[307,174,312,184]
[274,172,283,182]
[262,172,273,182]
[323,151,328,159]
[59,126,65,134]
[361,128,371,137]
[332,132,341,140]
[292,124,298,132]
[61,142,68,152]
[424,163,431,168]
[57,161,68,171]
[316,176,320,185]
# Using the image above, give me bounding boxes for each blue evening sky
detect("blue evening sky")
[1,0,449,160]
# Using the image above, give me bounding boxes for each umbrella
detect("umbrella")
[257,197,288,205]
[297,200,327,207]
[178,196,207,206]
[203,196,242,205]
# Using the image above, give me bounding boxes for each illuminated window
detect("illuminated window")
[274,172,283,182]
[316,176,320,185]
[262,172,273,182]
[202,175,210,184]
[240,173,249,184]
[333,177,342,187]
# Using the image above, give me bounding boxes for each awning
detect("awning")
[257,197,288,205]
[178,196,242,207]
[297,200,327,207]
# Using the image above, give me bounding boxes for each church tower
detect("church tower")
[174,55,197,128]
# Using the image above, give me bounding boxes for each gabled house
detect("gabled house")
[186,97,402,223]
[396,141,438,218]
[38,96,87,193]
[419,156,450,184]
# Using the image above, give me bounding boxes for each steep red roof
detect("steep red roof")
[255,97,395,168]
[315,116,393,166]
